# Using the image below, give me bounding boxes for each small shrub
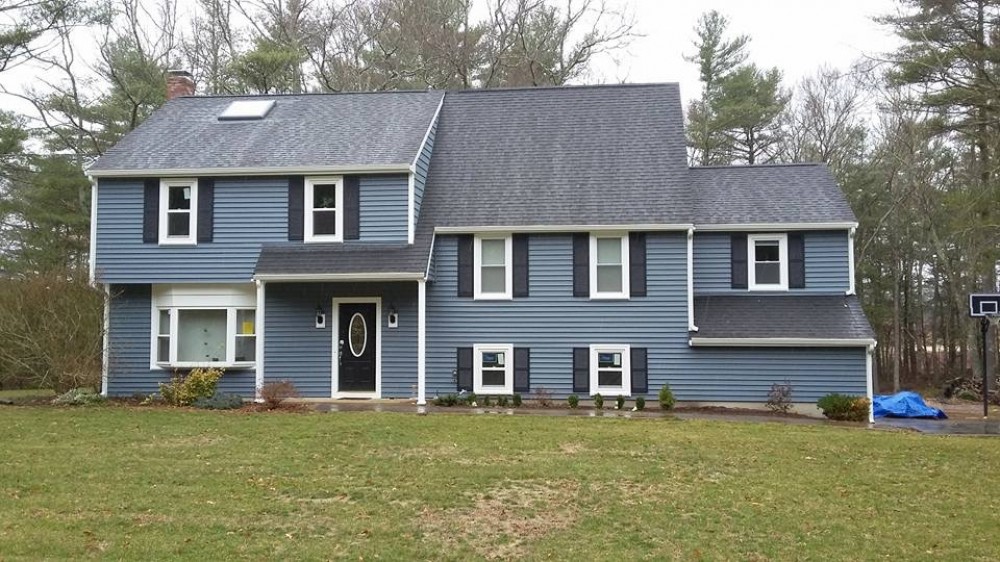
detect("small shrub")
[51,388,105,406]
[259,380,299,410]
[497,395,509,407]
[512,393,522,407]
[567,394,579,408]
[817,393,870,422]
[159,367,224,406]
[482,395,492,407]
[593,393,604,410]
[193,392,244,410]
[616,395,626,410]
[658,385,675,410]
[466,392,477,406]
[957,389,979,401]
[432,394,458,406]
[535,386,553,407]
[635,396,646,411]
[766,381,794,414]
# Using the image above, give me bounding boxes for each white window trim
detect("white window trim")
[589,344,631,397]
[158,178,198,245]
[304,176,344,243]
[589,233,630,300]
[473,234,513,300]
[149,284,257,370]
[748,233,789,291]
[473,344,514,395]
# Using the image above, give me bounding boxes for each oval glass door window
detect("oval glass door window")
[349,313,367,357]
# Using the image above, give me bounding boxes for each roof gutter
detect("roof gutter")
[695,222,859,232]
[689,337,877,348]
[89,164,412,178]
[253,272,425,282]
[435,223,694,234]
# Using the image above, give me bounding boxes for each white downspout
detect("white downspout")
[866,343,876,423]
[255,280,266,402]
[687,227,697,332]
[417,279,427,405]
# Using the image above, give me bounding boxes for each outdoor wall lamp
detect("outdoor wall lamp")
[315,305,326,329]
[387,304,399,328]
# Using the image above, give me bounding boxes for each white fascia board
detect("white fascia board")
[89,164,412,178]
[695,222,858,232]
[253,272,425,282]
[689,337,877,347]
[435,224,694,234]
[88,175,98,285]
[410,94,444,170]
[687,228,697,332]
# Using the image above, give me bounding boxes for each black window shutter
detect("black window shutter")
[572,233,589,297]
[629,232,647,297]
[457,235,473,297]
[514,347,530,392]
[456,347,473,392]
[631,347,648,394]
[513,234,529,298]
[731,234,748,289]
[288,176,304,241]
[196,177,214,242]
[142,178,159,243]
[572,348,589,393]
[789,233,805,289]
[344,175,360,240]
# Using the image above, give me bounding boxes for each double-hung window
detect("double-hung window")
[305,176,343,242]
[474,235,512,300]
[589,344,631,396]
[590,234,630,299]
[159,179,197,245]
[473,344,514,394]
[152,285,257,368]
[748,233,788,291]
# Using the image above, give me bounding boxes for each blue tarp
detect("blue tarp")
[873,391,948,419]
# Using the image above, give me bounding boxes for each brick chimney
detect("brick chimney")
[166,70,195,99]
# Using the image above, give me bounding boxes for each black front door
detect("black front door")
[338,303,376,392]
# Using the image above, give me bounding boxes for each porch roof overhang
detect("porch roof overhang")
[253,235,432,281]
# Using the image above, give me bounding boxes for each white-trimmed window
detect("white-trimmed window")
[305,176,343,242]
[590,234,629,299]
[474,235,512,300]
[473,344,514,394]
[590,344,631,396]
[151,285,257,368]
[159,179,197,245]
[748,233,788,291]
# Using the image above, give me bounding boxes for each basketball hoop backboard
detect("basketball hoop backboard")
[969,293,1000,317]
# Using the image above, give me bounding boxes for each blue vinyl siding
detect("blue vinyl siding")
[426,233,865,402]
[693,231,850,294]
[105,284,255,397]
[264,282,417,398]
[413,116,436,220]
[426,233,690,397]
[359,174,408,242]
[96,178,288,283]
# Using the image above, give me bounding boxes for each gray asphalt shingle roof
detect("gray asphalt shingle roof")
[420,84,692,228]
[693,295,874,340]
[254,239,431,277]
[91,91,443,172]
[691,163,857,225]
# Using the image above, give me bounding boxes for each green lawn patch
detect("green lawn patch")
[0,407,997,560]
[0,388,55,401]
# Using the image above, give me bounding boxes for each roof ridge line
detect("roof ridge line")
[690,162,824,170]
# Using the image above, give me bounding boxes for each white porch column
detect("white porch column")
[255,280,266,402]
[848,227,857,296]
[417,278,427,405]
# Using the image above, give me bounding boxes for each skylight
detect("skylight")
[218,99,276,121]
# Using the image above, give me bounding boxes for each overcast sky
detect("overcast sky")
[2,0,904,114]
[599,0,901,102]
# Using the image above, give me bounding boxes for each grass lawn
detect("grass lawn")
[1,408,998,560]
